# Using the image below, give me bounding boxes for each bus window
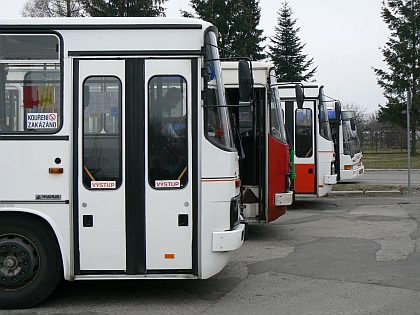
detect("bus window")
[203,31,234,150]
[82,76,122,189]
[0,34,61,133]
[270,86,287,143]
[4,86,19,131]
[148,75,188,189]
[318,88,333,141]
[238,106,253,135]
[295,108,313,158]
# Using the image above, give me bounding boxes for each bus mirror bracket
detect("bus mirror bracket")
[295,84,304,109]
[334,101,342,120]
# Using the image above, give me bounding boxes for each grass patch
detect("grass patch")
[329,149,419,194]
[362,149,420,169]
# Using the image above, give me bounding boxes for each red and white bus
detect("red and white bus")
[222,61,293,223]
[0,17,249,309]
[279,83,337,197]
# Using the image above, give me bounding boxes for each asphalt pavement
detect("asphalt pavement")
[3,193,418,315]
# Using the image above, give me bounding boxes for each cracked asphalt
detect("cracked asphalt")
[2,194,419,315]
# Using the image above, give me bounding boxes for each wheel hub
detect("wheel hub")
[0,235,39,290]
[3,255,19,270]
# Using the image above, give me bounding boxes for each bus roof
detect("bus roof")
[0,17,212,29]
[222,61,275,87]
[0,17,214,57]
[221,61,274,71]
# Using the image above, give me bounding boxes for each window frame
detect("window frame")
[82,75,123,190]
[0,33,63,134]
[147,75,189,190]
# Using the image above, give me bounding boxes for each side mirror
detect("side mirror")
[350,118,356,131]
[238,60,253,103]
[295,84,304,109]
[334,101,342,120]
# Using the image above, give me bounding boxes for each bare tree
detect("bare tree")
[22,0,86,17]
[342,102,367,125]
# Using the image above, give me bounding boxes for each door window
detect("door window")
[148,75,188,189]
[82,76,122,189]
[295,108,313,158]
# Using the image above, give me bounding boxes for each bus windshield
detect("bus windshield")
[318,87,333,141]
[203,31,235,150]
[341,111,361,157]
[269,70,287,143]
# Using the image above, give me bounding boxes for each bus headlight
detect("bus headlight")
[230,196,240,230]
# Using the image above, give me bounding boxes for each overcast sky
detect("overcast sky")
[0,0,390,113]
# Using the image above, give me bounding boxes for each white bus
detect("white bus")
[0,17,249,309]
[222,61,293,224]
[279,83,337,197]
[328,104,364,181]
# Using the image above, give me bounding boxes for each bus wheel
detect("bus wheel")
[0,214,62,309]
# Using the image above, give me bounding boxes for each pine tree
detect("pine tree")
[186,0,265,59]
[83,0,167,17]
[267,1,316,82]
[373,0,420,155]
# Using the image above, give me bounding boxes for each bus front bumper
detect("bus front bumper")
[324,174,338,185]
[212,222,246,252]
[275,191,294,206]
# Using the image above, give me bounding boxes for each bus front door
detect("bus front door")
[77,59,126,272]
[76,59,193,274]
[294,106,316,194]
[144,59,193,271]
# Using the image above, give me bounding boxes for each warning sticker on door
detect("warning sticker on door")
[27,113,58,129]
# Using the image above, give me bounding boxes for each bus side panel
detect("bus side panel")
[294,163,315,193]
[0,141,70,201]
[0,206,72,279]
[0,139,72,278]
[200,139,241,279]
[267,135,288,222]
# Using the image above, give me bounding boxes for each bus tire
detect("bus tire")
[0,213,62,309]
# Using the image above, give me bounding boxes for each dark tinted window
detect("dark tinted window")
[295,109,313,158]
[1,35,59,60]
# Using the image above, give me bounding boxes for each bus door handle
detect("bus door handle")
[178,214,189,226]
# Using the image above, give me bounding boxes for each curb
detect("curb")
[365,169,420,171]
[329,190,402,196]
[365,190,401,196]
